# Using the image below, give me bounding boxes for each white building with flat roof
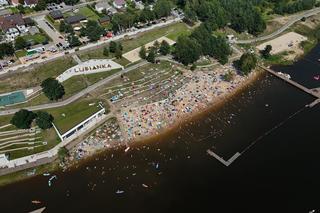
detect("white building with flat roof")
[56,59,124,82]
[52,105,106,142]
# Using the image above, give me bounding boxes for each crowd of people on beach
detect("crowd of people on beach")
[119,65,246,140]
[68,119,124,162]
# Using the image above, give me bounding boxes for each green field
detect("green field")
[64,6,100,21]
[22,34,48,45]
[15,50,27,58]
[0,57,77,94]
[77,6,100,21]
[49,99,106,134]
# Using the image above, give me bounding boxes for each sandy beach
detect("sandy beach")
[68,64,263,162]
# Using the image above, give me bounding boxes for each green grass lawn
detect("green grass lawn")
[5,69,122,109]
[114,57,131,66]
[8,7,19,14]
[15,50,27,58]
[0,115,13,128]
[166,22,191,41]
[49,99,105,134]
[0,57,77,94]
[77,6,100,21]
[0,161,59,187]
[64,6,100,21]
[263,52,294,66]
[22,34,48,45]
[6,128,60,160]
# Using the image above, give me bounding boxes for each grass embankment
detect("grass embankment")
[77,22,191,61]
[0,57,76,94]
[262,51,295,66]
[0,161,59,187]
[11,68,122,108]
[6,129,60,160]
[0,115,60,160]
[91,61,174,98]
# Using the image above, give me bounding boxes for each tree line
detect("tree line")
[173,23,232,65]
[11,109,54,130]
[272,0,317,15]
[181,0,266,36]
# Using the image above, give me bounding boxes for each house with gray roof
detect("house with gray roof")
[65,14,86,25]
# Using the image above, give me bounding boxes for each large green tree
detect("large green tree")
[10,109,36,129]
[139,45,147,59]
[154,0,173,18]
[261,45,272,58]
[41,78,65,101]
[82,20,105,41]
[67,34,81,47]
[36,111,54,130]
[159,40,171,55]
[0,43,14,59]
[146,47,156,63]
[174,35,201,65]
[15,36,28,50]
[237,53,257,75]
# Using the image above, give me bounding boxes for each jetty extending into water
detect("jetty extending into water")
[207,149,241,167]
[260,66,320,107]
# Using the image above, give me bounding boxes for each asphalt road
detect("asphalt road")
[236,7,320,44]
[0,60,149,116]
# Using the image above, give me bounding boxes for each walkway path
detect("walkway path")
[72,54,82,64]
[260,66,320,98]
[236,7,320,44]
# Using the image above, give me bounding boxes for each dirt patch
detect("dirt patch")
[257,32,307,55]
[123,36,176,63]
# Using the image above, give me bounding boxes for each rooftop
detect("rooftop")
[65,14,86,25]
[49,10,63,19]
[0,14,25,32]
[24,0,38,5]
[114,0,125,6]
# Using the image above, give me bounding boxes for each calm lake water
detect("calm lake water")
[0,46,319,213]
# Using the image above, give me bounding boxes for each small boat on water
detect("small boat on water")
[48,175,57,187]
[43,173,50,176]
[277,72,291,79]
[124,147,130,152]
[314,75,320,80]
[116,190,124,194]
[31,200,41,204]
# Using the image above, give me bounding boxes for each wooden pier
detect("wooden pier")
[207,149,241,167]
[260,66,320,108]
